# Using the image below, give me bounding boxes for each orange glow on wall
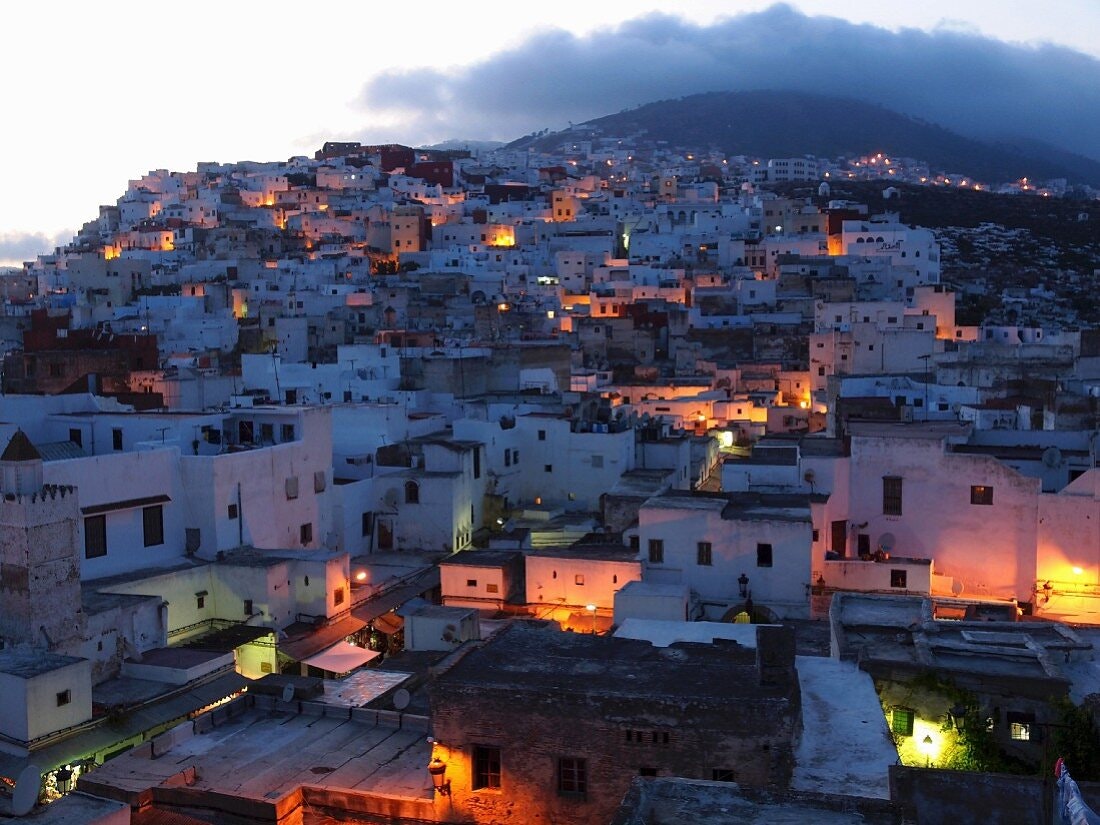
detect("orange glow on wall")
[103,245,120,260]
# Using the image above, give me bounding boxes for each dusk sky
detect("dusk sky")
[3,1,1098,266]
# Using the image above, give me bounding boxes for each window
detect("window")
[697,542,713,566]
[883,476,903,515]
[1008,712,1035,741]
[575,574,585,586]
[711,769,735,782]
[891,707,915,736]
[544,464,553,473]
[285,476,299,500]
[486,583,499,594]
[313,471,326,493]
[652,731,670,744]
[504,450,511,467]
[473,448,481,479]
[473,746,501,790]
[228,503,238,520]
[405,480,419,504]
[512,449,519,464]
[260,423,274,443]
[56,690,71,707]
[84,515,107,559]
[538,429,546,441]
[333,587,344,606]
[362,512,373,536]
[142,505,164,547]
[592,454,604,469]
[757,543,773,568]
[244,599,253,616]
[300,523,313,544]
[467,578,478,588]
[890,569,908,589]
[648,539,664,564]
[196,595,205,610]
[281,424,294,442]
[970,485,994,505]
[112,428,123,451]
[69,428,82,447]
[557,757,587,797]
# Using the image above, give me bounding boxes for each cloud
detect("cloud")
[0,231,72,267]
[355,4,1100,161]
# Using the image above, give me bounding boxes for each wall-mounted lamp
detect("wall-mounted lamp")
[428,756,450,796]
[948,703,968,733]
[1042,581,1054,603]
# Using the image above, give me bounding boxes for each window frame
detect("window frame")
[84,514,107,559]
[970,485,994,505]
[883,476,903,516]
[696,541,713,566]
[473,745,502,790]
[647,539,664,564]
[142,505,164,548]
[756,542,773,568]
[557,756,587,798]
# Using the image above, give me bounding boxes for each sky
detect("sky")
[2,1,1098,266]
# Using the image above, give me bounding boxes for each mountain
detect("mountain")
[507,91,1100,186]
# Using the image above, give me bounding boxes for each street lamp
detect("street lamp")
[948,704,969,733]
[586,603,597,634]
[428,757,450,796]
[921,734,935,768]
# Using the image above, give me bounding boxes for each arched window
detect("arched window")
[404,480,420,504]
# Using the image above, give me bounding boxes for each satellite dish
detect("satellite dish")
[12,764,41,816]
[281,684,296,703]
[1042,447,1064,468]
[393,688,411,711]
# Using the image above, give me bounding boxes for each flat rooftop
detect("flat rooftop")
[81,699,433,811]
[434,623,774,701]
[0,650,84,679]
[613,777,904,824]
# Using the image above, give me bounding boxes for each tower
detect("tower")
[0,431,85,653]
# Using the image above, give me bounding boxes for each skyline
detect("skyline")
[3,1,1098,266]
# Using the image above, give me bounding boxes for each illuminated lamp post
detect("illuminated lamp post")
[921,734,935,768]
[586,603,597,634]
[428,756,450,796]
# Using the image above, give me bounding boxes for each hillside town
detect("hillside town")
[0,134,1098,824]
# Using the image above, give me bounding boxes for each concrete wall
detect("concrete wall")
[848,434,1039,601]
[526,555,642,611]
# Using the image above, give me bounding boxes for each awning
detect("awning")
[301,642,379,675]
[279,615,366,662]
[372,612,404,635]
[81,494,171,516]
[351,568,440,624]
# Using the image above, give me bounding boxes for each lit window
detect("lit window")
[970,485,994,505]
[891,707,915,736]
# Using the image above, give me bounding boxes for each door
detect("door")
[831,520,847,557]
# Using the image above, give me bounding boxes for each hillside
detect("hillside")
[508,91,1100,186]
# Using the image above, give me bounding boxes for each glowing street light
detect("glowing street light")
[586,603,597,634]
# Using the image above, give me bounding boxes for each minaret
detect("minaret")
[0,431,85,653]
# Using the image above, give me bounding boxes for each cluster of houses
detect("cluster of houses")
[0,134,1097,822]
